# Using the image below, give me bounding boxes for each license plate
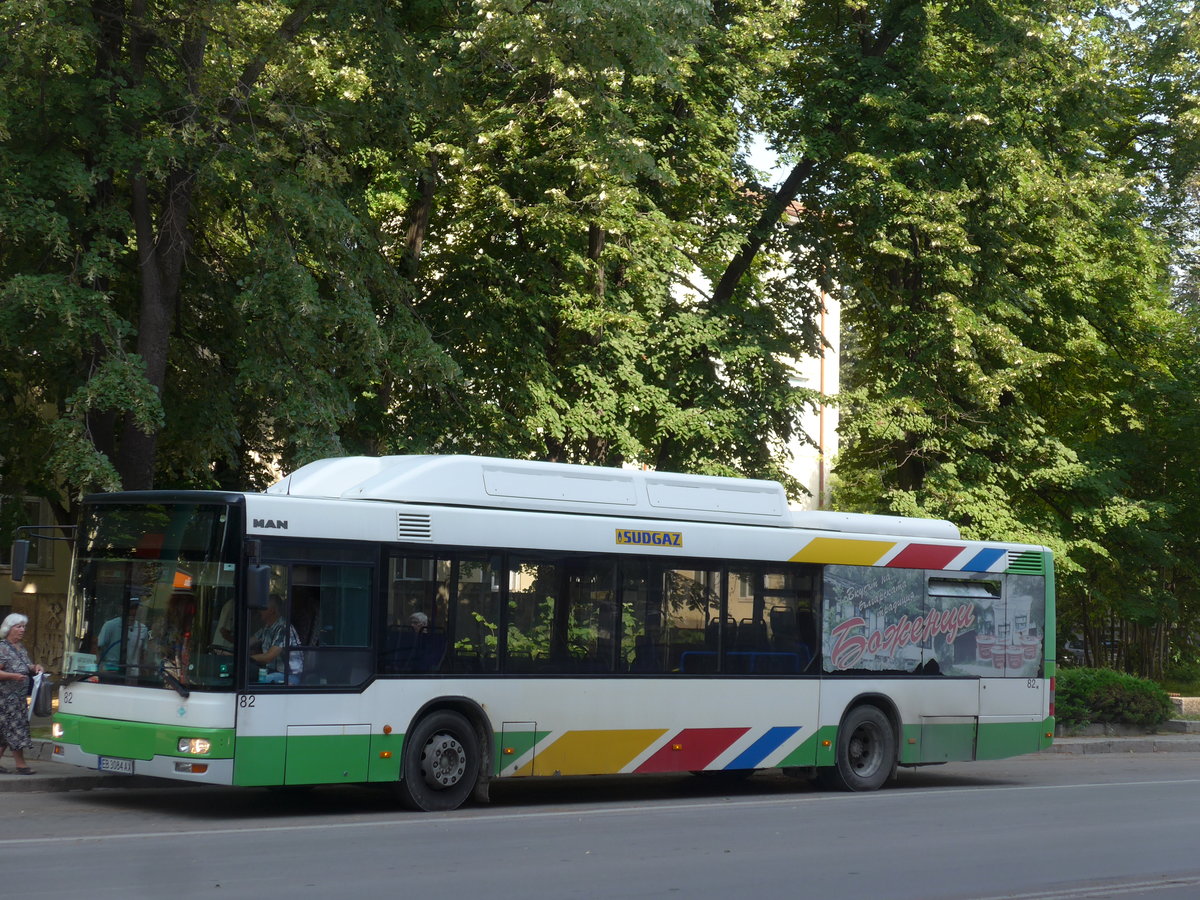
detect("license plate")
[98,756,134,775]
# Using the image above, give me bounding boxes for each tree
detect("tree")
[0,0,465,519]
[361,0,824,486]
[1,0,826,527]
[713,0,1200,675]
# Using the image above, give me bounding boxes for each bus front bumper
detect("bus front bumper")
[52,742,235,784]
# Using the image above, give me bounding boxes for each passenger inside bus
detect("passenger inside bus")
[381,611,447,674]
[156,591,195,683]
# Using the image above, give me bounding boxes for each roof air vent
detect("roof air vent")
[398,512,433,543]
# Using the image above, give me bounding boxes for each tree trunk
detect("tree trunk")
[110,2,316,489]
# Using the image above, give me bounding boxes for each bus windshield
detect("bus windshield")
[64,500,239,692]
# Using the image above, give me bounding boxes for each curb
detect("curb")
[1045,719,1200,754]
[1042,734,1200,754]
[0,741,162,793]
[0,766,161,793]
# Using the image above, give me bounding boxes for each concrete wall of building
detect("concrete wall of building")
[785,287,839,511]
[3,501,69,673]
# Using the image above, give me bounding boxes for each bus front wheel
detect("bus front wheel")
[397,711,481,812]
[819,704,896,792]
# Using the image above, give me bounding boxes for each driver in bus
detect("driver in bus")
[249,594,302,685]
[95,597,150,675]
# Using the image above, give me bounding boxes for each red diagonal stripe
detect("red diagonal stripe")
[634,728,750,774]
[886,543,963,570]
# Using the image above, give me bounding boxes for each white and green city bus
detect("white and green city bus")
[45,455,1055,810]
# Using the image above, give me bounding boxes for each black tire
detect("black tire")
[396,710,480,812]
[819,704,896,792]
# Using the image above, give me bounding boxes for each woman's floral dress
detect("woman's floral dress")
[0,639,34,751]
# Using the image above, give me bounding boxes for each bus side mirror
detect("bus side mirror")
[247,564,271,609]
[9,540,29,582]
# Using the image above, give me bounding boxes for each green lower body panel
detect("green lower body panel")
[56,712,233,761]
[776,730,824,768]
[976,719,1052,760]
[803,718,1049,769]
[234,731,404,786]
[233,735,285,785]
[285,733,372,784]
[917,720,978,763]
[368,732,404,782]
[814,725,838,767]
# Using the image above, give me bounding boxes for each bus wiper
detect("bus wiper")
[159,664,190,698]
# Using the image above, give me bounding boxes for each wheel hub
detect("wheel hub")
[849,726,881,773]
[421,732,467,789]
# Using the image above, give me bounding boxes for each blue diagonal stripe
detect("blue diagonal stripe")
[726,726,802,770]
[961,548,1006,572]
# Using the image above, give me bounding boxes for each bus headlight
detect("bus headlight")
[51,722,64,739]
[178,738,211,755]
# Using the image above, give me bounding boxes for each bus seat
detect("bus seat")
[380,627,417,673]
[735,620,769,652]
[770,606,800,649]
[724,652,753,674]
[705,616,737,650]
[381,628,445,673]
[416,629,447,672]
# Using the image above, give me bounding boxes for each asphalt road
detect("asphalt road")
[7,752,1200,900]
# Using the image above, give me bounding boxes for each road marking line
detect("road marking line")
[3,776,1200,846]
[966,874,1200,899]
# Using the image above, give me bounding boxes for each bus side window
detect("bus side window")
[449,557,501,674]
[383,555,450,675]
[286,563,372,687]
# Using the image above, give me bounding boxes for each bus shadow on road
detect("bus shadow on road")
[62,765,1019,822]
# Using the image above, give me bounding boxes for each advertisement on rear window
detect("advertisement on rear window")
[822,566,1043,677]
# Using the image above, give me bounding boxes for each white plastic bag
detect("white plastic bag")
[28,672,51,721]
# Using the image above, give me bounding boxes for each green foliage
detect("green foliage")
[1,0,1199,688]
[0,0,822,514]
[1055,667,1176,729]
[787,0,1200,676]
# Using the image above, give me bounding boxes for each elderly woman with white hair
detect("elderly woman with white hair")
[0,613,44,775]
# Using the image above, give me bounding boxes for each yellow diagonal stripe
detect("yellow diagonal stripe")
[790,537,895,566]
[513,729,668,777]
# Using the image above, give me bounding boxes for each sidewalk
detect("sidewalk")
[0,742,162,793]
[0,714,167,793]
[1044,731,1200,755]
[4,727,1200,794]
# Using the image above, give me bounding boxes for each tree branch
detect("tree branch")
[223,0,319,117]
[710,158,817,308]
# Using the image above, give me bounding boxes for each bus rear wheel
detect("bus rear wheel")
[397,711,480,812]
[819,704,895,792]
